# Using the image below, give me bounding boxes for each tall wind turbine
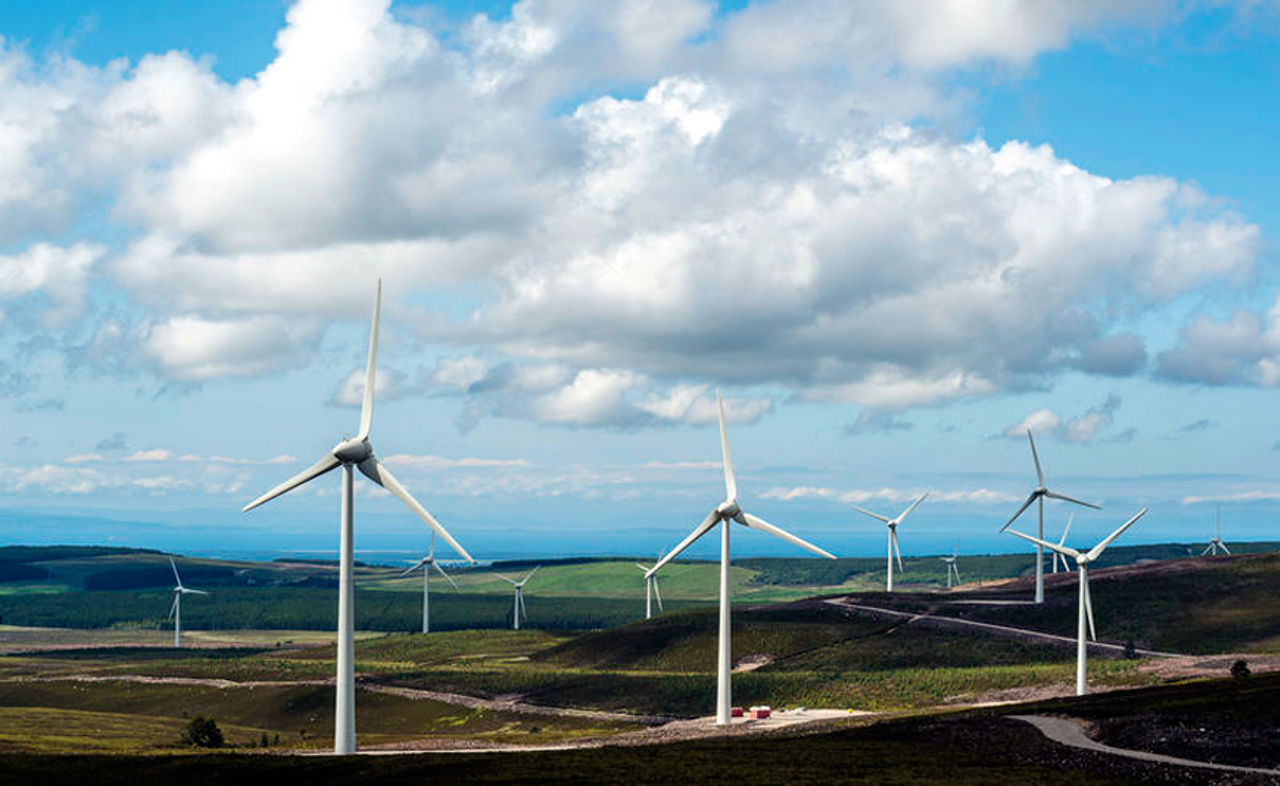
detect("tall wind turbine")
[400,531,459,634]
[852,494,927,592]
[635,558,664,619]
[242,280,474,755]
[1051,515,1074,574]
[1001,429,1099,604]
[496,567,539,630]
[940,546,960,589]
[1203,507,1231,556]
[646,391,835,726]
[168,557,208,648]
[1006,508,1147,695]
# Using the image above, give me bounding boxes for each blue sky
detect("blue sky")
[1,0,1278,561]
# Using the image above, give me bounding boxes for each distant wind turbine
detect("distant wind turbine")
[1203,507,1231,556]
[1051,515,1074,574]
[635,556,664,619]
[1006,508,1147,695]
[168,557,208,648]
[496,567,539,630]
[400,530,459,634]
[647,391,835,726]
[940,545,960,589]
[851,493,927,592]
[242,280,474,755]
[1001,429,1099,603]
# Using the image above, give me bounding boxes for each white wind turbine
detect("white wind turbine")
[1006,508,1147,695]
[399,531,459,634]
[940,545,961,589]
[635,556,664,619]
[851,494,927,592]
[1050,515,1074,573]
[1203,507,1231,556]
[1001,429,1099,603]
[242,279,474,755]
[646,391,835,726]
[168,557,208,648]
[495,567,539,630]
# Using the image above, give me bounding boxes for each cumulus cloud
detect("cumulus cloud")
[1156,298,1280,387]
[0,0,1267,430]
[329,367,410,407]
[1002,395,1122,444]
[844,410,913,435]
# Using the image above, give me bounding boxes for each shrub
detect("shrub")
[181,716,224,748]
[1231,659,1251,680]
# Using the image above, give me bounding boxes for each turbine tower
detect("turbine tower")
[1051,515,1074,574]
[242,280,474,755]
[399,530,459,634]
[1006,508,1147,695]
[167,557,208,648]
[496,567,539,630]
[647,391,835,726]
[940,546,960,589]
[852,494,927,592]
[635,558,664,619]
[1001,429,1099,604]
[1203,507,1231,556]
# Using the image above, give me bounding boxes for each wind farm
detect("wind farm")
[2,0,1279,782]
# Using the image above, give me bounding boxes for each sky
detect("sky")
[1,0,1279,561]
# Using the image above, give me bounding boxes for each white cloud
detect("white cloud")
[142,315,324,381]
[126,449,172,462]
[1156,296,1280,387]
[1001,395,1122,444]
[64,453,103,464]
[0,243,105,327]
[380,453,532,469]
[329,367,408,407]
[761,485,1018,505]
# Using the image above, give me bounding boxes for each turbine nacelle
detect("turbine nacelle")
[717,500,741,519]
[333,437,373,464]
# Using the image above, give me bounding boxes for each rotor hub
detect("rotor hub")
[333,437,372,464]
[717,500,740,518]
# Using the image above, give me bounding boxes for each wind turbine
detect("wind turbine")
[399,531,459,634]
[940,545,960,589]
[496,567,539,630]
[635,557,664,619]
[852,494,926,592]
[1006,508,1147,695]
[1203,507,1231,556]
[646,391,835,726]
[1051,515,1074,573]
[242,279,474,755]
[1001,429,1099,603]
[168,557,208,648]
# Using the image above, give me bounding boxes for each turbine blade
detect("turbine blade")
[398,558,429,577]
[357,278,382,440]
[647,509,721,577]
[169,557,182,588]
[494,573,520,585]
[1220,543,1231,555]
[893,530,904,572]
[1059,513,1074,546]
[168,594,178,620]
[1085,508,1147,562]
[1082,569,1097,641]
[1001,492,1040,531]
[898,492,929,521]
[1005,528,1081,560]
[243,453,341,512]
[357,457,474,562]
[1027,429,1045,487]
[522,565,540,584]
[653,577,663,611]
[717,390,737,501]
[635,563,652,573]
[850,504,892,523]
[433,562,459,590]
[1043,490,1101,510]
[737,511,836,559]
[1201,544,1213,556]
[518,590,527,621]
[184,589,210,596]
